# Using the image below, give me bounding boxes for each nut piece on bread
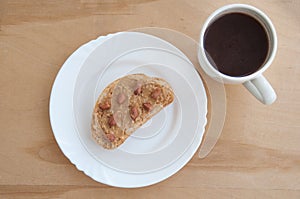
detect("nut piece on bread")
[91,74,174,149]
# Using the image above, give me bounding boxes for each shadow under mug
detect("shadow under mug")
[198,4,277,105]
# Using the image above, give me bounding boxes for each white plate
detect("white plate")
[50,32,207,187]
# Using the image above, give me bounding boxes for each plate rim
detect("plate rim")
[49,32,208,188]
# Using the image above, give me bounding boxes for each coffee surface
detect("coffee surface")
[204,13,269,77]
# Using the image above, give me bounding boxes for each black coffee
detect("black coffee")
[204,13,269,77]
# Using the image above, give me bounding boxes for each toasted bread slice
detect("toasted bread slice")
[91,74,174,149]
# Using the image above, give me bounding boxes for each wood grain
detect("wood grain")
[0,0,299,198]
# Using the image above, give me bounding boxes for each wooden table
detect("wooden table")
[1,0,299,198]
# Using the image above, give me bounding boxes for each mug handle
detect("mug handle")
[243,75,276,105]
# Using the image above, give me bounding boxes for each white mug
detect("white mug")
[198,4,277,105]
